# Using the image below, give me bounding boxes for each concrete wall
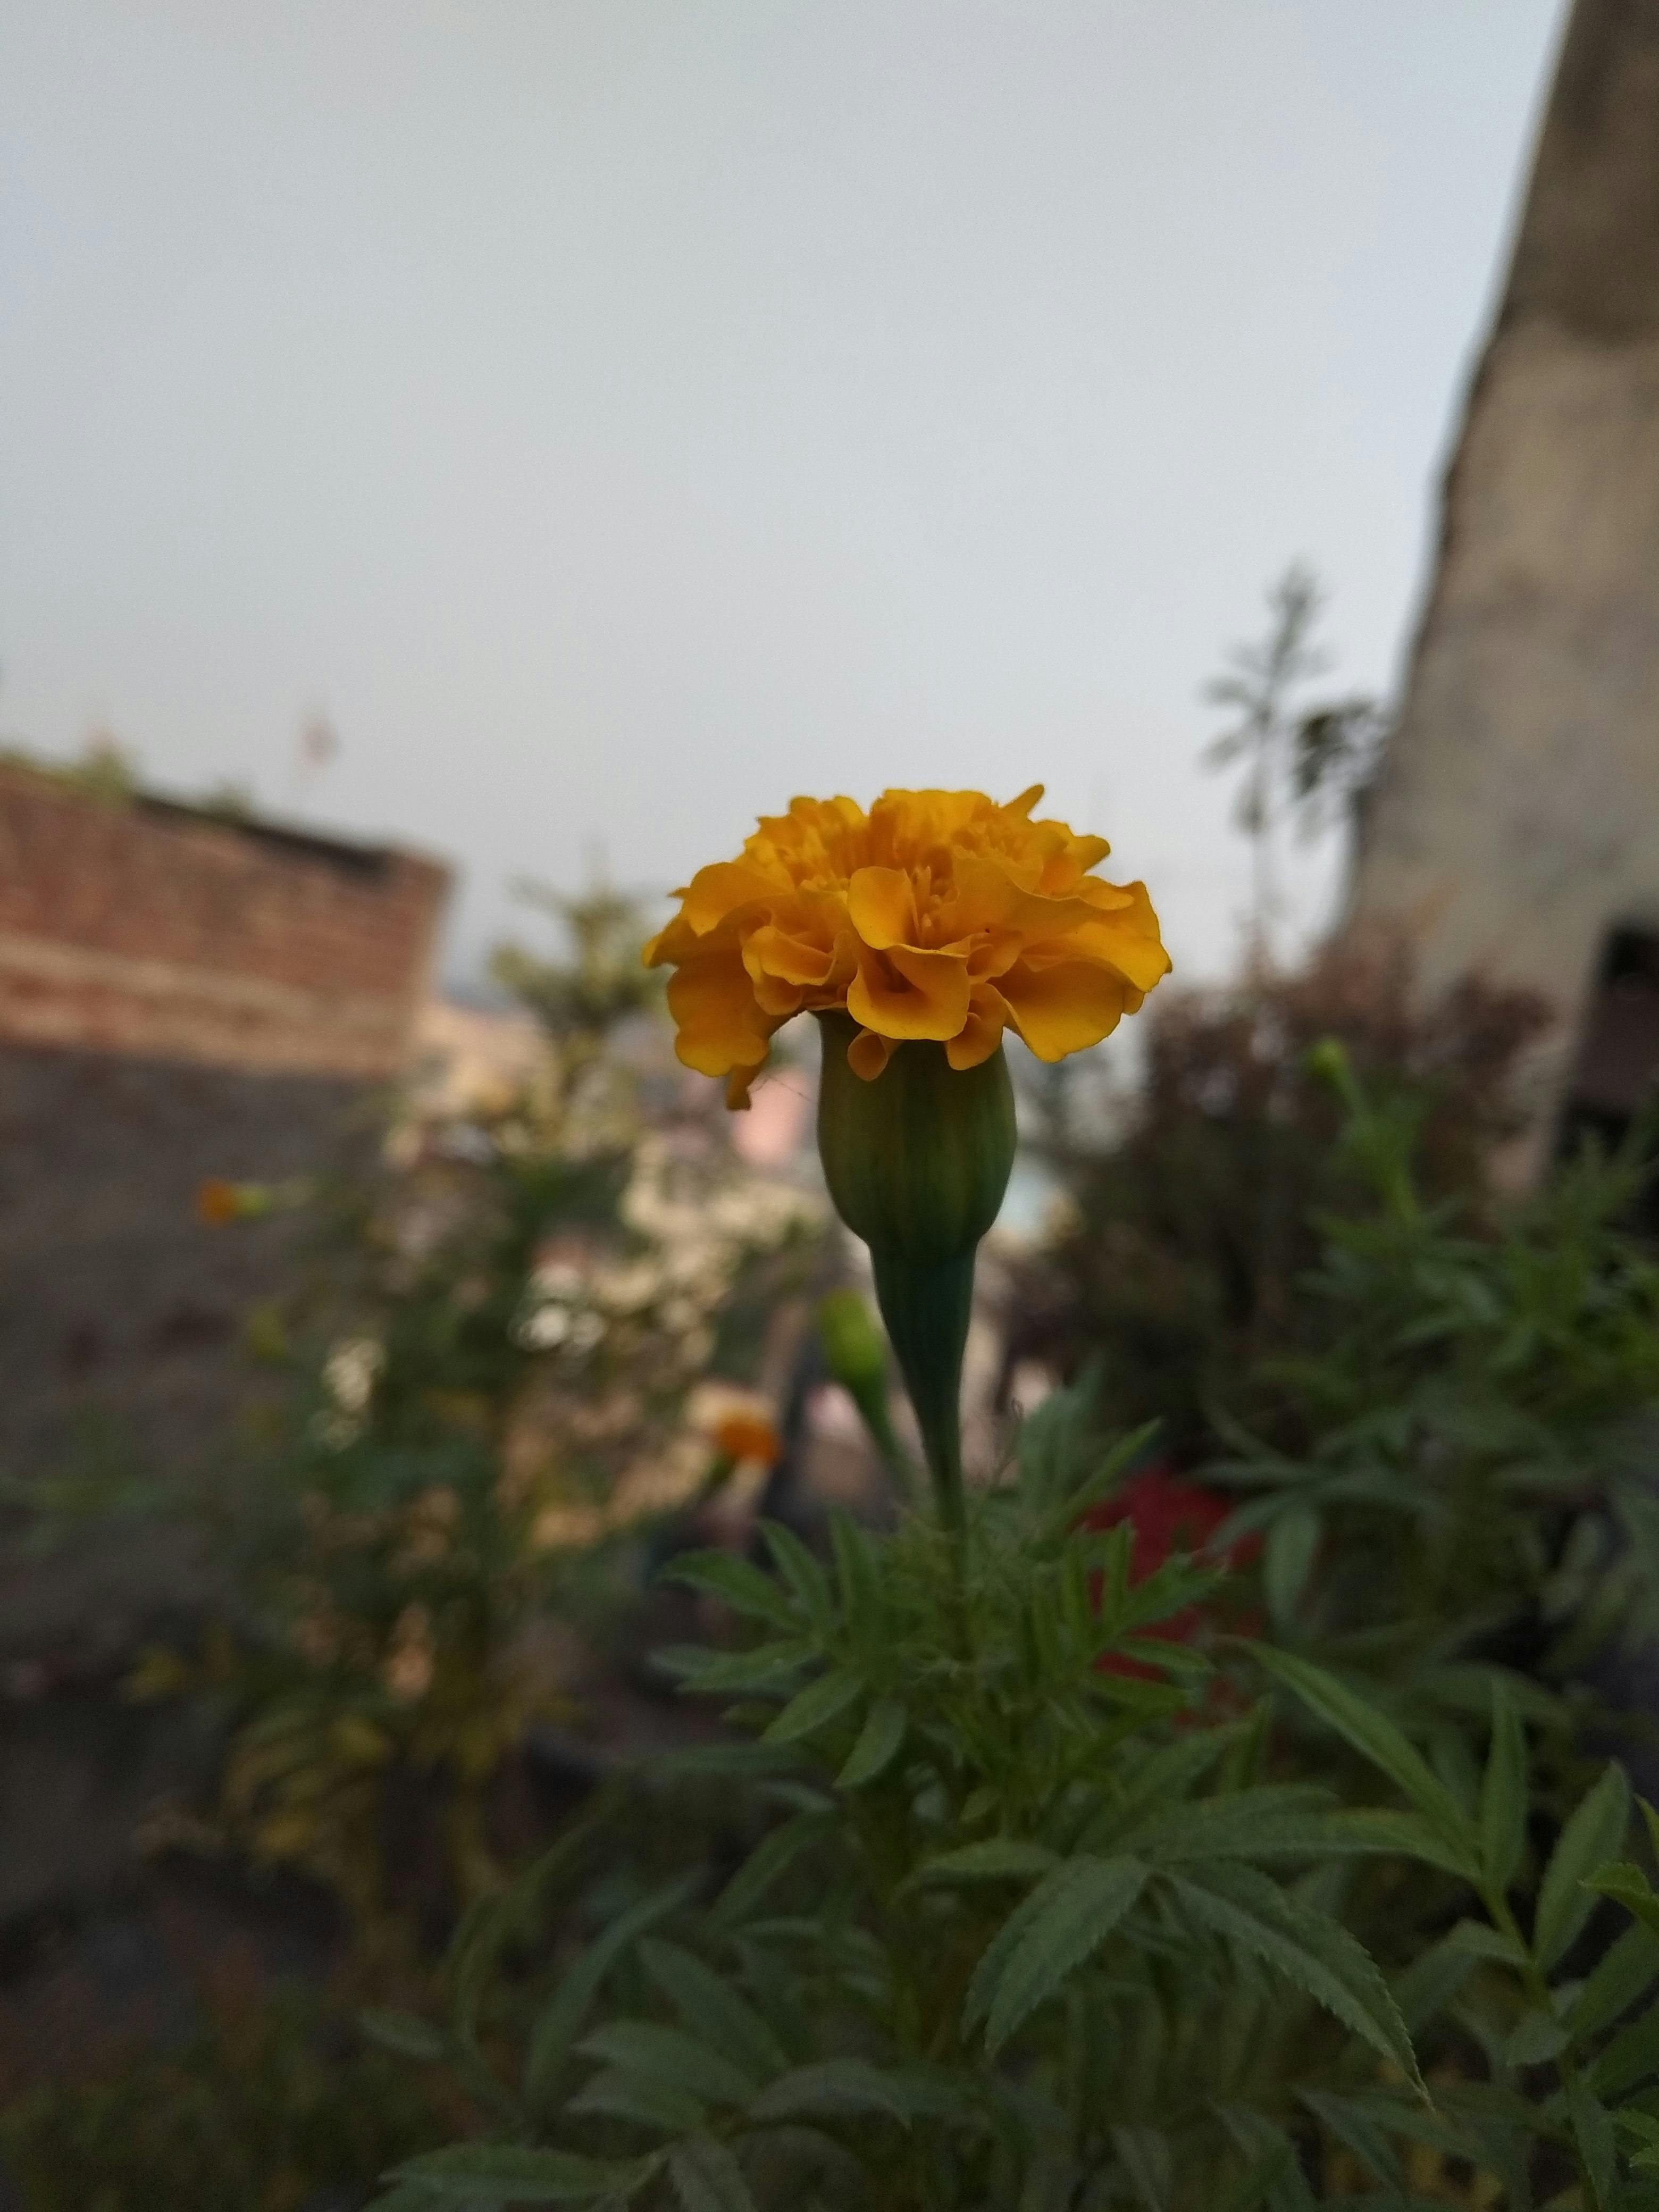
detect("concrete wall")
[0,1043,368,1490]
[1349,0,1659,1162]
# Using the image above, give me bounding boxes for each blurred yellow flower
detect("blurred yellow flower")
[644,786,1169,1104]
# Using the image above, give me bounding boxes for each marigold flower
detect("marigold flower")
[644,786,1170,1104]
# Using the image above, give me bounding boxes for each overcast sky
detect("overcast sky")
[2,1,1563,991]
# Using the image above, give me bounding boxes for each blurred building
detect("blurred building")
[0,757,448,1500]
[1349,0,1659,1171]
[408,993,548,1119]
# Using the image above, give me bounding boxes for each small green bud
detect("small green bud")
[1302,1035,1360,1107]
[814,1012,1017,1268]
[817,1288,912,1496]
[815,1011,1017,1528]
[817,1288,889,1398]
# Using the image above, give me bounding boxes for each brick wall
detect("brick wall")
[0,770,454,1636]
[0,764,449,1077]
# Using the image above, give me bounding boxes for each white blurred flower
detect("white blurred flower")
[593,1259,664,1314]
[565,1311,606,1354]
[518,1304,572,1350]
[324,1337,384,1416]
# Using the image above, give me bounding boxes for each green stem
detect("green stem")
[1485,1886,1604,2212]
[869,1247,975,1535]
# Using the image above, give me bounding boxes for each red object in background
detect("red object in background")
[1083,1459,1258,1677]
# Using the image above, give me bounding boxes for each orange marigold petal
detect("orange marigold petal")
[847,1027,896,1081]
[1061,882,1172,992]
[999,959,1134,1062]
[642,912,702,968]
[846,866,919,951]
[848,944,971,1042]
[666,951,775,1076]
[946,986,1010,1070]
[743,921,834,987]
[681,859,781,935]
[750,972,805,1017]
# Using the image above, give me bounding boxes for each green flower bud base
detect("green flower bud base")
[815,1011,1018,1530]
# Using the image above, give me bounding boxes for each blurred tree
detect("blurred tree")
[1203,564,1389,962]
[489,876,664,1122]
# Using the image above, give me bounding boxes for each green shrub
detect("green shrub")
[351,1374,1659,2208]
[1212,1047,1659,1764]
[1015,947,1548,1454]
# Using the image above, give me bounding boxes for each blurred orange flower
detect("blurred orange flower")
[195,1177,244,1226]
[644,785,1169,1105]
[711,1412,783,1468]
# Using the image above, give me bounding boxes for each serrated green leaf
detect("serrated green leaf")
[1586,1859,1659,1942]
[707,1813,834,1933]
[1125,1784,1337,1864]
[1320,1807,1480,1881]
[663,1551,795,1630]
[658,1641,817,1696]
[1566,2074,1616,2208]
[1250,1646,1468,1845]
[576,2021,757,2109]
[1535,1763,1630,1970]
[1112,1633,1213,1679]
[1082,1728,1239,1850]
[567,2065,706,2138]
[1479,1678,1527,1896]
[1263,1507,1320,1632]
[828,1512,879,1639]
[640,1939,789,2084]
[359,2006,446,2060]
[391,2143,651,2202]
[1591,1993,1659,2100]
[908,1838,1060,1891]
[967,1854,1148,2054]
[1111,2123,1172,2210]
[1083,1676,1190,1728]
[1504,2007,1568,2065]
[523,1876,697,2113]
[1032,1415,1161,1539]
[759,1522,833,1630]
[1389,1934,1477,2035]
[667,2134,757,2212]
[748,2058,935,2126]
[836,1696,907,1789]
[1175,1863,1422,2090]
[1441,1917,1529,1967]
[762,1668,864,1746]
[1570,1920,1659,2039]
